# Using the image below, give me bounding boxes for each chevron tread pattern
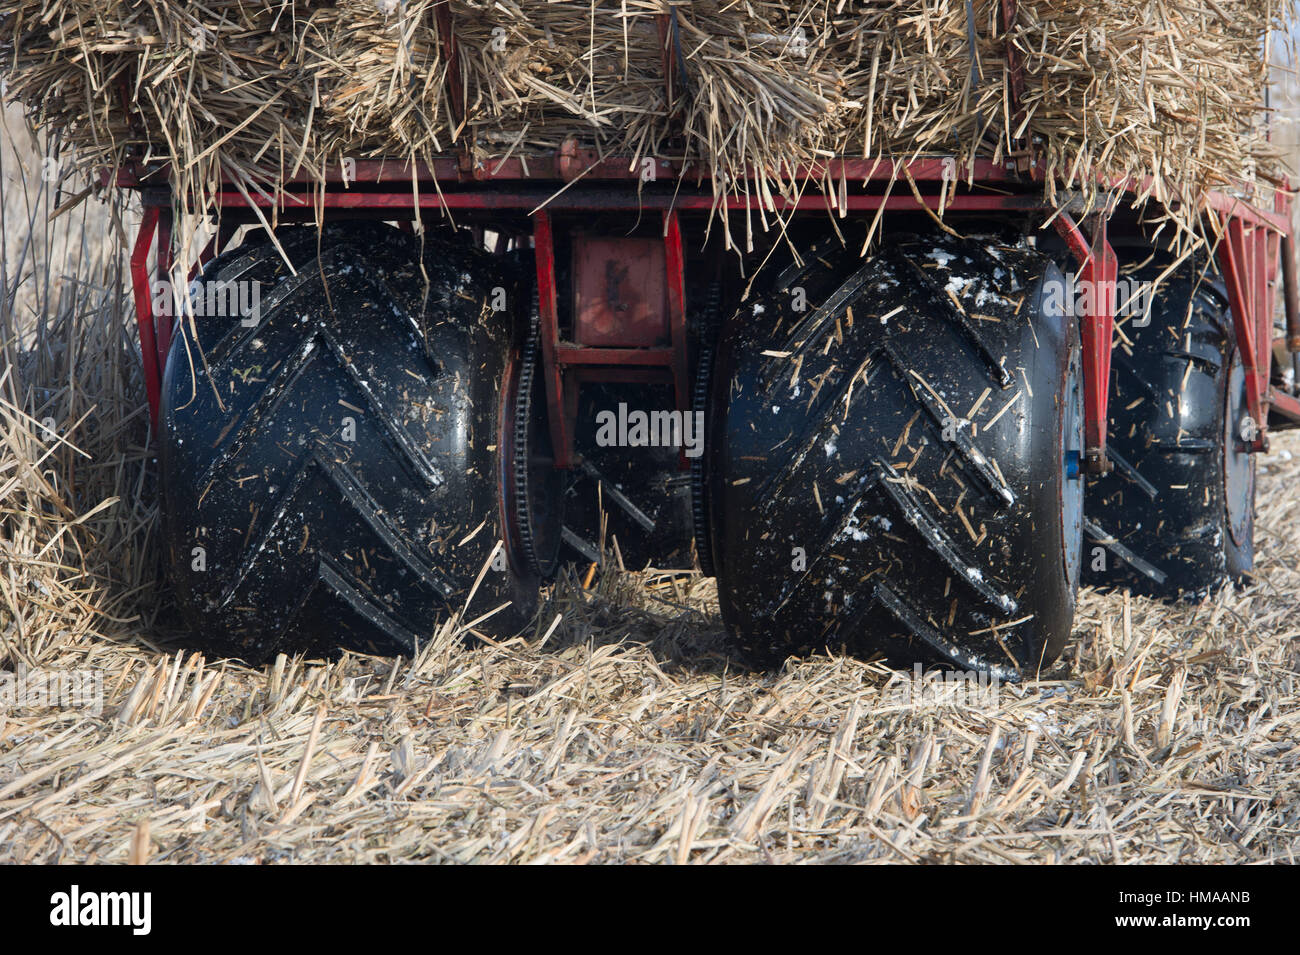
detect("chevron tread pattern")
[160,224,529,658]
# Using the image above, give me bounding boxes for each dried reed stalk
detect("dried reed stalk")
[0,2,1291,244]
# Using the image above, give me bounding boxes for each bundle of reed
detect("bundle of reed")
[305,0,456,163]
[1012,0,1285,222]
[0,0,1290,242]
[448,0,672,160]
[835,1,1002,159]
[1,0,317,254]
[672,5,849,202]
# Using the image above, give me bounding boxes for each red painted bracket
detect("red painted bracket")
[155,209,175,370]
[532,211,573,468]
[1282,232,1300,353]
[130,197,227,432]
[1000,0,1030,170]
[1053,211,1116,474]
[1271,387,1300,426]
[531,209,692,470]
[434,1,464,131]
[130,204,168,430]
[656,9,688,120]
[1216,212,1278,452]
[433,0,474,177]
[663,210,690,416]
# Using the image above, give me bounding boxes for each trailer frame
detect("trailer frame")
[120,148,1300,479]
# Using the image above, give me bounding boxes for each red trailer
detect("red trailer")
[117,25,1300,677]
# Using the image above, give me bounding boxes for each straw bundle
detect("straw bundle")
[0,1,1291,236]
[450,0,666,157]
[1015,1,1288,210]
[308,1,455,161]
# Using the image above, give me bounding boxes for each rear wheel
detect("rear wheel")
[160,223,544,659]
[702,230,1083,679]
[1084,256,1253,597]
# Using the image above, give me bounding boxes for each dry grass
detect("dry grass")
[2,115,1299,864]
[3,471,1300,862]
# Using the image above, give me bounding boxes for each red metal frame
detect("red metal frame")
[130,205,164,425]
[204,188,1055,215]
[656,12,683,119]
[119,156,1019,189]
[129,197,215,426]
[663,210,690,418]
[1001,0,1029,168]
[530,208,691,468]
[123,146,1299,473]
[1217,211,1278,451]
[434,2,464,133]
[532,211,571,467]
[1053,211,1118,473]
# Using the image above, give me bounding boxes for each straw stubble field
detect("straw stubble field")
[2,110,1299,864]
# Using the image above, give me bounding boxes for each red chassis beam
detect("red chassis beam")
[120,155,1019,189]
[207,189,1049,215]
[1217,211,1280,452]
[1052,212,1118,473]
[116,151,1292,233]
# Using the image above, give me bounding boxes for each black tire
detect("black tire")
[1084,256,1254,598]
[160,223,539,659]
[703,230,1083,680]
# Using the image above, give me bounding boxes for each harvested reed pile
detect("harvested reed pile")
[1017,2,1292,220]
[0,1,1290,242]
[309,1,454,163]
